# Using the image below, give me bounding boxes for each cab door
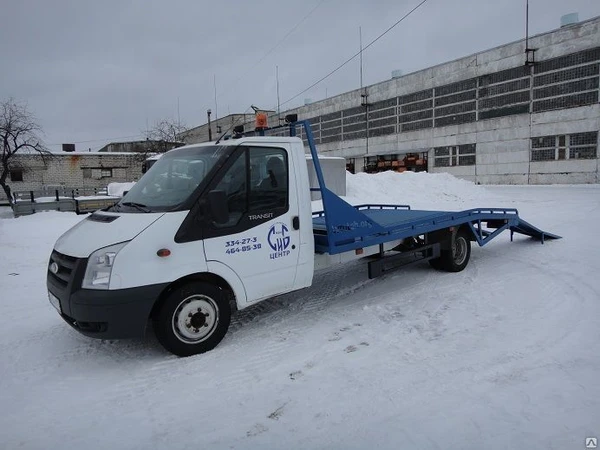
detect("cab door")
[202,144,302,303]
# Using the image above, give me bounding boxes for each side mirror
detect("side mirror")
[208,190,229,224]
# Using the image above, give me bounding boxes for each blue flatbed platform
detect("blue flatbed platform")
[312,200,560,254]
[252,118,561,256]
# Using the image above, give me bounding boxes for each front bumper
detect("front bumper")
[47,251,169,339]
[55,284,169,339]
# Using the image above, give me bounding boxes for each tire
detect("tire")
[428,228,471,272]
[153,281,231,357]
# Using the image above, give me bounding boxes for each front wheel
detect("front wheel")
[429,228,471,272]
[154,281,231,357]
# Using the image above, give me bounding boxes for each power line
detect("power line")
[216,0,327,105]
[278,0,430,109]
[252,0,327,68]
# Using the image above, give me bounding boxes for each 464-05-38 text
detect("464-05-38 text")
[225,237,261,255]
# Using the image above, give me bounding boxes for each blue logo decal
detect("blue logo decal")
[268,222,291,259]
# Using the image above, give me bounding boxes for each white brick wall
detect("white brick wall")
[2,153,144,202]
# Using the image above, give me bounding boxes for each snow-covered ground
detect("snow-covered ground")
[1,173,599,450]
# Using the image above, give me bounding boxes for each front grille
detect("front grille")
[48,250,78,288]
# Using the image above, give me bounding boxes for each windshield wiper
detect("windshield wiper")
[106,203,121,212]
[121,201,151,213]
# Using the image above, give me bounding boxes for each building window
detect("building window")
[86,167,116,179]
[569,132,598,159]
[363,156,379,173]
[531,132,598,161]
[346,158,356,174]
[10,169,24,182]
[434,144,476,167]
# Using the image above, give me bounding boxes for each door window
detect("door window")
[208,146,289,233]
[212,153,247,227]
[249,148,288,212]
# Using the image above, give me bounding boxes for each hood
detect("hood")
[54,212,165,258]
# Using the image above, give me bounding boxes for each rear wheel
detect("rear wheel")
[154,281,231,357]
[429,228,471,272]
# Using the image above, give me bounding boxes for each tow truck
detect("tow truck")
[47,114,560,356]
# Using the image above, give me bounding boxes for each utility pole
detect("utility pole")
[207,109,212,141]
[525,0,536,65]
[359,26,364,91]
[214,75,219,120]
[276,65,281,123]
[359,26,370,155]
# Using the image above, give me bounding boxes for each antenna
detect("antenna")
[359,26,364,89]
[177,97,180,128]
[359,26,370,156]
[359,26,370,107]
[358,27,369,107]
[525,0,536,65]
[213,74,219,120]
[525,0,529,49]
[276,66,281,121]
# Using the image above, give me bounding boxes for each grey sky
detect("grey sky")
[1,0,598,151]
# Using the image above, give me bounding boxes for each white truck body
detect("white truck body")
[54,137,319,307]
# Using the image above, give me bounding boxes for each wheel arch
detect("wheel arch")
[150,272,238,320]
[458,223,476,241]
[427,224,472,250]
[428,224,473,272]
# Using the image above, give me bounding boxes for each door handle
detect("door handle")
[292,216,300,230]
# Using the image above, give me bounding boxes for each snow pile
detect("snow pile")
[108,182,136,197]
[0,209,82,235]
[346,171,504,210]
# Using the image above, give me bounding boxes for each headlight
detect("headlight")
[82,242,129,290]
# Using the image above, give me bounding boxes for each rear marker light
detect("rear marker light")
[157,249,171,257]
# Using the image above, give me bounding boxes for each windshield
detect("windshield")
[115,145,232,212]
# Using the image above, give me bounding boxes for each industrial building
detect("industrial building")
[97,139,182,154]
[180,114,255,144]
[183,15,600,184]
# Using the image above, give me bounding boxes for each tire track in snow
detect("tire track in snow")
[228,261,373,333]
[427,253,596,398]
[195,261,390,398]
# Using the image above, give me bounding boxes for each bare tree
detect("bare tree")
[143,118,188,154]
[1,98,52,206]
